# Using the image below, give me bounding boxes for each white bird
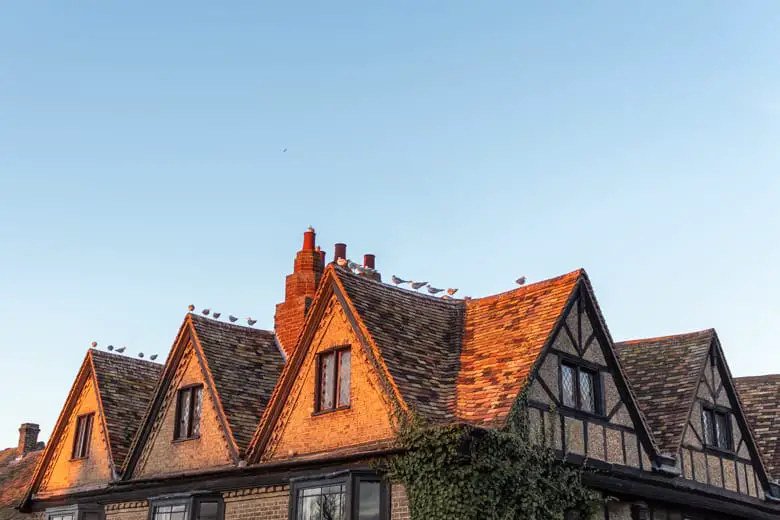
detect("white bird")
[247,317,257,326]
[188,304,195,312]
[427,286,444,295]
[336,257,348,267]
[116,346,126,353]
[515,276,527,286]
[150,354,158,361]
[447,288,458,295]
[410,281,428,290]
[212,312,221,319]
[107,345,114,351]
[202,308,210,316]
[391,275,409,285]
[229,315,238,322]
[138,352,144,358]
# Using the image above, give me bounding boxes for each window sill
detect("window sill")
[702,444,735,457]
[68,456,89,462]
[172,435,201,444]
[559,405,606,422]
[312,405,350,417]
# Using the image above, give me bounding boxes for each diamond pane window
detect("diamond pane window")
[561,365,576,408]
[579,370,596,413]
[561,362,601,414]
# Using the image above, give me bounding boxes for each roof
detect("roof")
[0,448,42,520]
[89,349,163,468]
[614,330,714,454]
[458,269,583,426]
[189,314,285,452]
[735,374,780,480]
[334,268,463,423]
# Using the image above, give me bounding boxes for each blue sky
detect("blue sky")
[1,1,779,448]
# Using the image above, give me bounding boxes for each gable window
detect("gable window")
[174,385,203,440]
[316,347,351,413]
[150,496,223,520]
[702,406,732,451]
[561,362,601,414]
[71,413,94,459]
[292,473,386,520]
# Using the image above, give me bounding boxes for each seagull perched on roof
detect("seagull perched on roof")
[410,281,428,290]
[427,286,444,295]
[336,257,348,267]
[116,346,126,353]
[391,275,409,285]
[212,312,221,319]
[515,276,527,286]
[91,341,97,348]
[347,260,360,270]
[188,304,195,312]
[229,315,238,322]
[150,354,158,361]
[447,288,458,295]
[247,317,257,326]
[107,345,114,351]
[138,352,144,358]
[202,308,210,316]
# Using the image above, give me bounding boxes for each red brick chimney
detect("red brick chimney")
[18,423,40,457]
[274,227,325,358]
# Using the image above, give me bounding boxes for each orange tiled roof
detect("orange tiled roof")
[457,270,583,427]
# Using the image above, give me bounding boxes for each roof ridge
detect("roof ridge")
[736,374,780,382]
[615,328,715,346]
[186,313,275,335]
[88,348,162,367]
[466,269,584,305]
[333,267,464,307]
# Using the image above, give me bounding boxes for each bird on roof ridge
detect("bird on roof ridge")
[188,304,195,312]
[202,308,210,316]
[107,345,114,351]
[229,315,238,322]
[247,317,257,326]
[138,352,144,358]
[410,281,428,290]
[447,288,458,295]
[213,312,221,319]
[116,346,126,353]
[150,354,158,361]
[336,257,348,267]
[515,276,527,286]
[391,275,409,285]
[427,286,444,294]
[91,341,98,348]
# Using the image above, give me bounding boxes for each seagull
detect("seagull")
[447,288,458,295]
[410,281,428,290]
[202,308,210,316]
[91,341,98,348]
[150,354,158,361]
[427,286,444,295]
[336,257,348,267]
[138,352,144,358]
[347,260,360,270]
[391,275,409,285]
[247,317,257,326]
[107,345,114,351]
[515,276,527,286]
[229,315,238,322]
[116,346,126,353]
[282,148,287,152]
[188,304,195,312]
[212,312,221,319]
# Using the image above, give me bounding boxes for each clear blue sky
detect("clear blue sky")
[1,1,779,449]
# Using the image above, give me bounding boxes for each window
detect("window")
[71,413,94,459]
[316,347,351,412]
[150,497,222,520]
[292,474,386,520]
[702,407,732,450]
[46,505,102,520]
[174,385,203,440]
[561,363,601,414]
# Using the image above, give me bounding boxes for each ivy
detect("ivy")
[378,394,602,520]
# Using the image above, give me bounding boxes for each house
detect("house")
[0,424,44,520]
[6,227,780,520]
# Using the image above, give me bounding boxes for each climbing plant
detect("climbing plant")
[379,393,602,520]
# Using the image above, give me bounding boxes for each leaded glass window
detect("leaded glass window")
[560,362,601,414]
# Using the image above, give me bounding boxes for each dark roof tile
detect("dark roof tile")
[0,448,42,520]
[735,374,780,480]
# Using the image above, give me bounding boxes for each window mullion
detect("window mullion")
[188,388,196,438]
[331,353,338,409]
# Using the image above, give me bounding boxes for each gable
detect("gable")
[37,375,112,496]
[525,286,655,471]
[131,340,234,478]
[260,293,397,462]
[679,343,769,499]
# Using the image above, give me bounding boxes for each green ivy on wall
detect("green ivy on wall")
[378,395,602,520]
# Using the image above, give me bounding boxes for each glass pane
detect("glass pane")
[320,353,336,410]
[561,365,576,408]
[702,410,714,445]
[715,413,730,449]
[192,387,203,437]
[83,512,101,520]
[579,370,596,413]
[178,390,191,439]
[171,505,187,513]
[83,415,93,457]
[297,484,346,520]
[198,502,219,520]
[299,494,319,520]
[338,351,351,407]
[358,481,381,520]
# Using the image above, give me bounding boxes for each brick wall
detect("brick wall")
[38,377,112,493]
[223,486,289,520]
[390,484,410,520]
[134,343,234,478]
[105,501,148,520]
[264,297,396,461]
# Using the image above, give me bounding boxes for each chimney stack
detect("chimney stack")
[363,254,375,269]
[18,423,40,457]
[334,243,347,262]
[274,228,325,358]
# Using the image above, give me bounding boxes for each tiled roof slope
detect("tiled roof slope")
[0,448,42,520]
[334,269,463,423]
[189,314,285,452]
[614,330,714,455]
[735,375,780,480]
[458,270,582,427]
[90,349,162,468]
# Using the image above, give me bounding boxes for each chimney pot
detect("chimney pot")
[318,249,326,267]
[303,227,316,251]
[334,243,347,262]
[363,254,375,269]
[18,423,40,456]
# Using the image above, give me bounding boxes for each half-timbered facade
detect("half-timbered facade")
[4,228,780,520]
